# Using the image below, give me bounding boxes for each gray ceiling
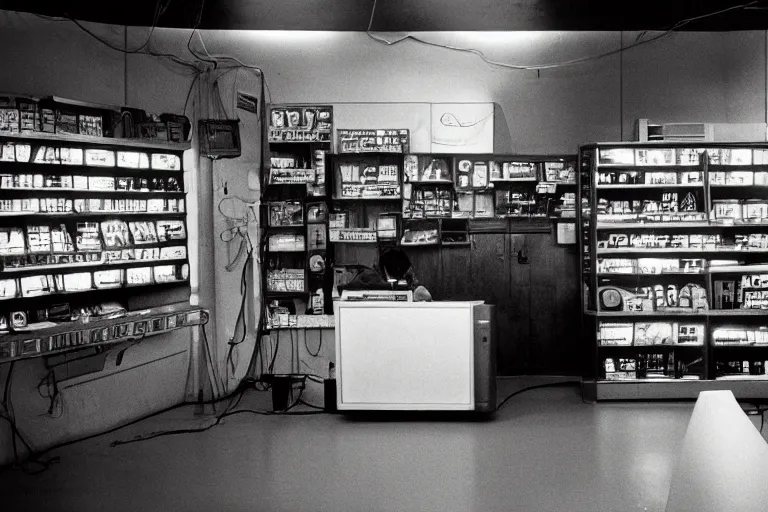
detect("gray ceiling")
[3,0,768,31]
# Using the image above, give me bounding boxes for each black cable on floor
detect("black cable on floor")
[495,381,582,412]
[110,387,324,448]
[298,399,325,410]
[1,362,61,475]
[0,377,263,474]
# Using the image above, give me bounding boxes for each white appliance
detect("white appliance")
[334,300,496,412]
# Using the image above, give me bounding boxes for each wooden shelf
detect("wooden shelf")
[265,290,309,297]
[0,212,185,219]
[0,188,185,197]
[597,272,705,278]
[597,248,768,255]
[710,184,768,188]
[0,257,188,278]
[401,242,439,247]
[0,132,190,151]
[593,310,708,317]
[715,375,768,381]
[714,344,768,348]
[490,178,537,183]
[709,264,768,273]
[589,309,768,317]
[0,162,182,175]
[332,197,402,201]
[708,310,768,317]
[597,221,711,230]
[0,281,188,310]
[711,221,768,227]
[598,344,704,350]
[597,183,703,189]
[596,164,698,170]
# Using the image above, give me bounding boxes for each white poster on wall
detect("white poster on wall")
[430,103,494,154]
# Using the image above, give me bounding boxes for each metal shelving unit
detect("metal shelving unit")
[579,141,768,400]
[0,132,191,362]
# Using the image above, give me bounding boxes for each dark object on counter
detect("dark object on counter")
[342,248,432,300]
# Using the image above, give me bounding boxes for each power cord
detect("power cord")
[0,373,267,475]
[1,362,61,475]
[496,381,582,412]
[185,0,218,69]
[109,384,324,448]
[366,0,759,72]
[304,329,322,358]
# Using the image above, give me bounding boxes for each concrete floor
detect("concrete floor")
[0,377,725,512]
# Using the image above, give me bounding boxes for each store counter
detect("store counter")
[334,300,496,412]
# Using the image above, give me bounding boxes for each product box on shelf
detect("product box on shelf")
[544,161,576,183]
[268,233,305,251]
[337,129,409,154]
[603,358,636,380]
[0,227,25,256]
[598,148,634,166]
[598,322,634,345]
[267,268,305,292]
[714,327,768,345]
[17,98,39,133]
[269,106,332,143]
[328,228,376,243]
[156,220,186,242]
[269,201,304,226]
[404,155,452,182]
[0,108,20,134]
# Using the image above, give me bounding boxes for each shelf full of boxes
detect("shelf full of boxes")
[0,95,198,363]
[263,105,334,331]
[579,142,768,400]
[326,145,578,249]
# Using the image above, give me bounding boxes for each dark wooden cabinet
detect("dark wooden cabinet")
[400,232,580,376]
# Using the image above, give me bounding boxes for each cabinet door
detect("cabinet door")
[508,234,532,374]
[470,234,514,374]
[527,234,580,374]
[440,246,473,301]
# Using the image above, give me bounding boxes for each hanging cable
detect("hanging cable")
[366,0,760,71]
[186,0,219,69]
[304,329,322,357]
[34,11,203,72]
[109,383,323,449]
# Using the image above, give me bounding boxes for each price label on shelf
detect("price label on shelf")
[329,229,377,243]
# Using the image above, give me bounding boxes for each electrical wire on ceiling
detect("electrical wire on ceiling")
[31,11,201,72]
[366,0,762,71]
[186,0,218,68]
